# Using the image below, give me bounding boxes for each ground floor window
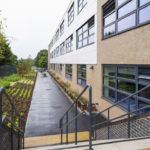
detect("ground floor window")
[77,65,86,87]
[103,65,150,112]
[65,64,72,80]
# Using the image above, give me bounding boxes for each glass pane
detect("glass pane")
[104,87,116,101]
[104,77,116,88]
[79,35,83,41]
[88,35,94,44]
[104,12,116,26]
[78,41,82,48]
[140,0,150,6]
[118,0,136,18]
[118,66,136,79]
[118,80,136,93]
[78,28,82,35]
[118,13,136,32]
[138,84,150,99]
[139,5,150,24]
[118,0,128,6]
[83,31,88,38]
[104,24,115,37]
[117,92,136,111]
[104,66,115,76]
[83,38,88,46]
[89,26,94,35]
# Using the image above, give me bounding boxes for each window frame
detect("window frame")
[65,64,72,80]
[77,65,87,87]
[66,34,73,53]
[103,0,150,39]
[68,3,74,26]
[77,16,95,49]
[78,0,87,14]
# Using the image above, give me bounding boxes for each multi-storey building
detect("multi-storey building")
[48,0,150,117]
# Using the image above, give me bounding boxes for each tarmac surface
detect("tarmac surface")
[25,72,89,137]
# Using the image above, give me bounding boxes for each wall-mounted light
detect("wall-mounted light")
[90,65,94,70]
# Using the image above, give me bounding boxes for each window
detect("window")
[103,65,150,112]
[60,42,65,55]
[77,16,95,49]
[103,0,150,38]
[60,21,64,36]
[77,65,86,87]
[65,64,72,80]
[55,46,59,57]
[68,3,74,26]
[55,29,59,41]
[78,0,87,13]
[66,35,73,53]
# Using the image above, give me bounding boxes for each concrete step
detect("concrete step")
[24,132,89,148]
[23,138,150,150]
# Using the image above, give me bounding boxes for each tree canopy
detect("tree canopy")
[0,17,18,66]
[34,49,48,68]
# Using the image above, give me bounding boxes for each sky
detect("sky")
[0,0,70,59]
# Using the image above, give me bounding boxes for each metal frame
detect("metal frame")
[103,0,150,39]
[103,65,150,112]
[59,85,93,150]
[78,0,87,14]
[77,64,87,87]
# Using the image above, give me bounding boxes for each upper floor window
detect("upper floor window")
[60,21,64,36]
[60,42,65,55]
[103,0,150,38]
[55,29,59,41]
[65,64,72,80]
[56,46,59,57]
[78,0,87,13]
[68,3,74,26]
[77,65,86,87]
[66,34,73,53]
[77,16,95,49]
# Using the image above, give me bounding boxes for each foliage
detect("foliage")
[0,74,21,88]
[34,49,48,68]
[17,59,32,76]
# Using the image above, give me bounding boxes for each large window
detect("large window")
[78,0,87,13]
[68,3,74,26]
[55,29,59,41]
[103,0,150,38]
[60,21,64,36]
[65,64,72,80]
[77,16,95,49]
[60,42,65,55]
[66,35,73,53]
[55,46,59,57]
[103,65,150,112]
[77,65,86,87]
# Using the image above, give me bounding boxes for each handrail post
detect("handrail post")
[0,88,3,150]
[75,100,78,145]
[128,98,131,138]
[60,119,63,144]
[108,109,110,139]
[66,112,68,144]
[89,86,93,150]
[11,105,14,150]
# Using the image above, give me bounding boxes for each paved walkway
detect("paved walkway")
[25,72,88,137]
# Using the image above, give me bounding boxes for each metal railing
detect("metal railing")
[59,85,93,150]
[0,87,25,150]
[59,83,150,150]
[92,83,150,140]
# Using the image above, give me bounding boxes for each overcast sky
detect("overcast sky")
[0,0,70,59]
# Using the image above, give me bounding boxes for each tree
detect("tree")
[17,59,32,76]
[34,49,48,68]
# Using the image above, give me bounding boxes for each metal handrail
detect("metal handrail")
[59,85,93,150]
[93,106,150,128]
[93,83,150,118]
[60,85,89,120]
[0,87,25,149]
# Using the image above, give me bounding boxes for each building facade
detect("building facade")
[48,0,150,118]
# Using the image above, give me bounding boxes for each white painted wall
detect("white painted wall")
[48,0,97,65]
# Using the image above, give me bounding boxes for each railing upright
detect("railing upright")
[0,88,3,149]
[75,100,78,145]
[89,86,93,150]
[107,109,110,140]
[128,97,131,138]
[66,112,68,144]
